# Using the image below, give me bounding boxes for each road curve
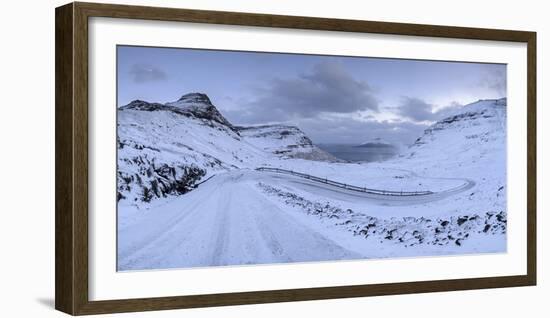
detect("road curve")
[117,169,475,270]
[258,169,475,206]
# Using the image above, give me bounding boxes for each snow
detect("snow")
[117,95,507,271]
[238,124,340,161]
[118,171,361,270]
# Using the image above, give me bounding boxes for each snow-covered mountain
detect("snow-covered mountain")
[406,98,506,166]
[120,93,235,132]
[237,125,340,161]
[117,93,336,206]
[391,98,507,213]
[164,93,235,128]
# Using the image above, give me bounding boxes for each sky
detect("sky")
[117,45,506,146]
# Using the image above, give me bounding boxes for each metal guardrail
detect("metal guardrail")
[193,174,216,188]
[255,167,433,196]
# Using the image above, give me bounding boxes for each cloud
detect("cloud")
[394,97,463,122]
[296,116,429,146]
[229,61,378,123]
[479,64,506,96]
[395,97,436,122]
[129,64,167,83]
[220,61,473,145]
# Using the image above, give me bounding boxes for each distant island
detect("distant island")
[354,138,396,149]
[354,142,396,149]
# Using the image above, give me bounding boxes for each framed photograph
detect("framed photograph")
[55,2,536,315]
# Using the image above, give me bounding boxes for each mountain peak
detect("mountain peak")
[120,93,234,130]
[166,93,233,129]
[177,92,212,105]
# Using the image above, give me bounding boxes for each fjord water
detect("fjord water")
[318,144,398,162]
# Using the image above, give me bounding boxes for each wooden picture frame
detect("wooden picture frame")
[55,2,536,315]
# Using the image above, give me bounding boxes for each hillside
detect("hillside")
[237,125,340,162]
[117,93,338,207]
[381,98,507,214]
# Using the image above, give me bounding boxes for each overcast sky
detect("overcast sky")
[117,45,506,146]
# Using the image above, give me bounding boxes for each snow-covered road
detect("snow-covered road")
[264,170,475,206]
[118,169,476,270]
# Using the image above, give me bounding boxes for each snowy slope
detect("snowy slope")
[117,94,268,207]
[237,124,340,161]
[406,98,506,165]
[165,92,235,128]
[384,98,507,214]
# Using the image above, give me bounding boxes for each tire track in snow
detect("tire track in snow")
[210,173,239,266]
[118,176,222,269]
[118,171,362,270]
[243,182,360,263]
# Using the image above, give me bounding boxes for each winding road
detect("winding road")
[262,168,475,206]
[117,169,475,270]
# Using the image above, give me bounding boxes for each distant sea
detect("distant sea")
[318,144,398,163]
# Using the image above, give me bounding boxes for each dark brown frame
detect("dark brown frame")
[55,1,537,315]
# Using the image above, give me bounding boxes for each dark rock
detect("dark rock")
[457,216,468,226]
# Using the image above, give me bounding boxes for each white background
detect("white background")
[0,0,547,317]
